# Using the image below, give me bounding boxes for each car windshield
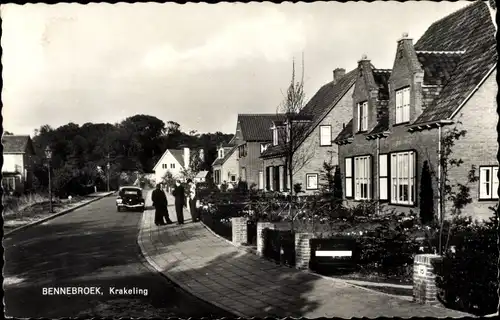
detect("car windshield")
[120,189,141,196]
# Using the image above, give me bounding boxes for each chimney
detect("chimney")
[358,54,371,73]
[333,68,346,83]
[183,147,190,168]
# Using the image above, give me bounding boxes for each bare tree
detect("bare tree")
[276,54,313,196]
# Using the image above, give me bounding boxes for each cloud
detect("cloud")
[142,7,307,73]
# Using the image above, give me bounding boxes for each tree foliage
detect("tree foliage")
[30,114,233,197]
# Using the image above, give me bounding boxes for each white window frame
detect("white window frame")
[170,163,175,169]
[345,158,353,198]
[306,173,318,190]
[219,149,224,159]
[479,166,499,200]
[272,127,279,146]
[357,102,368,132]
[390,151,416,205]
[241,167,247,181]
[395,87,410,124]
[258,171,264,190]
[319,125,332,146]
[354,155,371,200]
[379,154,388,201]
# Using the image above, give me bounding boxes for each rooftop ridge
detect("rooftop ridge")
[421,1,481,34]
[238,113,285,116]
[416,50,466,55]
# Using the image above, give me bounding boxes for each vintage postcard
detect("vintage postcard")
[2,1,498,318]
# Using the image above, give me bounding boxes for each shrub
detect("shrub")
[432,214,498,316]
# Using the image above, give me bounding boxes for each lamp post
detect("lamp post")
[45,146,53,213]
[107,153,110,192]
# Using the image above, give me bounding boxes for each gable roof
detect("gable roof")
[212,145,238,166]
[412,0,497,125]
[261,68,358,158]
[153,148,187,171]
[2,135,33,154]
[238,114,287,142]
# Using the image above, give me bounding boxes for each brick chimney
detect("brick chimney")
[333,68,346,83]
[183,147,190,169]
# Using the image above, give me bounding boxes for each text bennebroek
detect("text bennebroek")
[109,287,148,296]
[42,287,103,296]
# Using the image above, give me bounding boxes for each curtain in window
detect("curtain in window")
[391,151,415,204]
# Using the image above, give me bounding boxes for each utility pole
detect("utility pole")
[107,153,111,192]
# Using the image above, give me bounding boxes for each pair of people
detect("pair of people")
[151,179,198,225]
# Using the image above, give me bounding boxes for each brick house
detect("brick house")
[334,1,498,222]
[260,68,358,194]
[234,114,286,188]
[2,135,37,194]
[212,143,239,187]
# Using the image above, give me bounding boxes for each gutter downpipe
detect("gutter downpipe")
[437,123,442,225]
[376,137,380,216]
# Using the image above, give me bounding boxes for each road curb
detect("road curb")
[4,191,116,238]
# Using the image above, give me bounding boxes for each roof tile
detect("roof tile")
[2,135,31,154]
[238,114,286,141]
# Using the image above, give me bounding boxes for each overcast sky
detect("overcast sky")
[2,1,470,136]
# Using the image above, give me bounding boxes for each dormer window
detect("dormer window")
[395,87,410,124]
[357,101,368,132]
[219,149,224,159]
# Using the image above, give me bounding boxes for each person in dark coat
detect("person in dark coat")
[151,183,173,226]
[172,180,186,225]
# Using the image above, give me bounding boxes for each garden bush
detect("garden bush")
[432,214,498,316]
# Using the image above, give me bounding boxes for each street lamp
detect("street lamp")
[106,153,111,192]
[45,146,53,213]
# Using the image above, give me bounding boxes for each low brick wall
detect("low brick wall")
[295,232,314,270]
[413,254,442,305]
[256,221,292,256]
[231,217,249,246]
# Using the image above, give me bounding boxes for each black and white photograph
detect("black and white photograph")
[2,0,498,318]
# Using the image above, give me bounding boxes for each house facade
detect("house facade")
[260,68,358,194]
[235,114,286,188]
[2,135,37,193]
[212,143,239,187]
[153,147,191,183]
[334,1,498,222]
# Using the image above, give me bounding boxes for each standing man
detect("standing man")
[151,183,173,226]
[186,179,199,222]
[172,180,186,225]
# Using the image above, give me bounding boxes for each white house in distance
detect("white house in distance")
[153,147,191,184]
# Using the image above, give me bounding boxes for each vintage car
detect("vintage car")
[116,186,145,212]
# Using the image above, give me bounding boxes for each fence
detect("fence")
[262,228,296,267]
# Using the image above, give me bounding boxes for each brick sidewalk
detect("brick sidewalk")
[138,191,471,318]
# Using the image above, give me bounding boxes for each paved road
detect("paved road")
[3,192,232,318]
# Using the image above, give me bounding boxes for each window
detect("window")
[266,167,271,191]
[379,154,388,201]
[238,144,247,157]
[241,167,247,181]
[306,173,318,190]
[260,143,269,154]
[219,149,224,159]
[354,156,371,200]
[390,151,416,205]
[345,158,353,198]
[319,125,332,146]
[273,128,279,146]
[2,177,15,191]
[273,166,280,191]
[479,166,499,200]
[162,164,167,169]
[170,163,175,169]
[214,170,221,185]
[395,87,410,124]
[357,102,368,132]
[258,171,264,190]
[231,175,236,182]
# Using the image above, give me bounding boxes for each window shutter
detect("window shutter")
[479,167,490,199]
[493,167,499,200]
[258,171,264,190]
[369,155,374,200]
[266,167,271,191]
[379,154,388,201]
[345,158,353,198]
